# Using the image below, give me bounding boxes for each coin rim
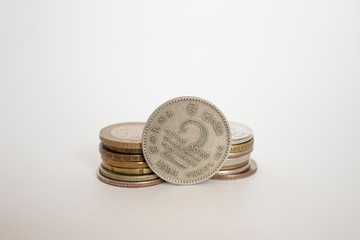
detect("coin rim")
[230,138,254,153]
[101,155,149,168]
[213,159,252,176]
[99,122,144,150]
[101,162,153,175]
[97,171,164,188]
[229,121,254,145]
[99,165,158,182]
[99,143,145,161]
[211,160,257,180]
[142,96,231,185]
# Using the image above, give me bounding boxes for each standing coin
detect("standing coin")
[142,96,231,185]
[100,122,144,154]
[230,121,253,145]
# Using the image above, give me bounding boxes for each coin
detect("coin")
[223,153,251,167]
[101,155,149,168]
[230,138,254,153]
[212,159,252,176]
[220,160,249,170]
[230,121,253,145]
[97,171,164,188]
[99,165,159,182]
[99,143,145,161]
[101,162,153,175]
[211,160,257,180]
[142,96,231,185]
[228,148,253,158]
[100,122,144,153]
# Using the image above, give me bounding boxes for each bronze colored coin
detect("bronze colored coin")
[100,122,144,153]
[99,143,145,161]
[101,155,149,168]
[230,138,254,153]
[213,159,252,176]
[101,162,153,175]
[99,165,159,182]
[211,160,257,180]
[228,147,253,158]
[103,145,143,154]
[220,160,249,171]
[97,171,164,188]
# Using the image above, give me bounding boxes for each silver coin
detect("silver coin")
[142,96,231,185]
[229,121,253,145]
[223,152,251,167]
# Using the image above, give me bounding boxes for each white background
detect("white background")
[1,0,360,239]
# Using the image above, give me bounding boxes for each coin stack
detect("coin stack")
[97,122,164,188]
[211,121,257,180]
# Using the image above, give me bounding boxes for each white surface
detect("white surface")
[1,0,360,239]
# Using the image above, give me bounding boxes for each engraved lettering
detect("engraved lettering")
[186,102,198,116]
[201,111,223,136]
[157,160,178,176]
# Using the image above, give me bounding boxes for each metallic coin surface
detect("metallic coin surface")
[101,155,149,168]
[99,143,145,161]
[97,171,164,188]
[100,122,144,153]
[101,162,153,175]
[211,160,257,180]
[230,121,253,145]
[213,159,252,176]
[103,145,143,154]
[142,96,231,185]
[230,138,254,153]
[220,161,249,170]
[99,165,159,182]
[228,148,253,159]
[223,153,251,167]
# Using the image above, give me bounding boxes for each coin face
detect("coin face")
[229,121,253,145]
[142,96,231,185]
[100,122,144,152]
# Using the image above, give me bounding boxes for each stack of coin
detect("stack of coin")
[97,122,164,188]
[211,121,257,180]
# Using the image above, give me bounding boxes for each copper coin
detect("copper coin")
[97,171,164,188]
[211,160,257,180]
[101,155,148,168]
[100,122,144,153]
[99,143,145,161]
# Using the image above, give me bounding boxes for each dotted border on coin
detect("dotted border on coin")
[142,96,231,185]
